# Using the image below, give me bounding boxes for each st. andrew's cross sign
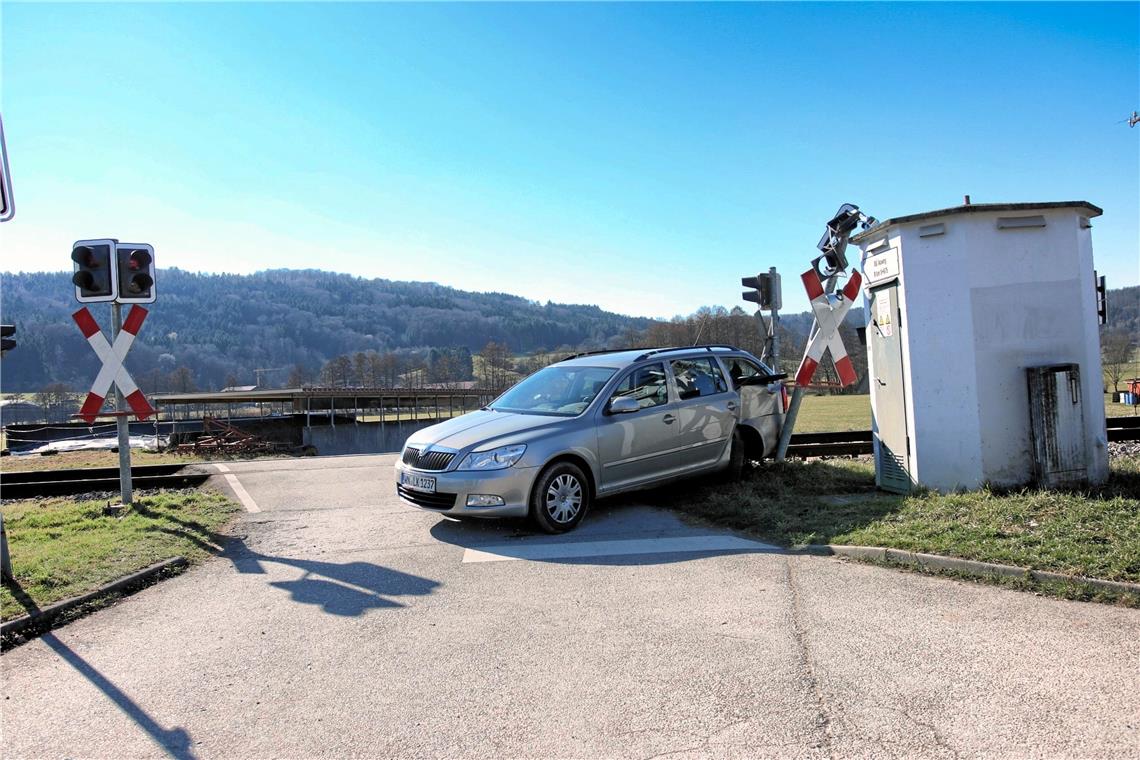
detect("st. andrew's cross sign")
[72,305,156,424]
[794,267,863,388]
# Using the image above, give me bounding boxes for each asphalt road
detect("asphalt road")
[3,454,1138,759]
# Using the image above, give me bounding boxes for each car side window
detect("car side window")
[611,363,669,409]
[724,357,765,390]
[670,358,729,400]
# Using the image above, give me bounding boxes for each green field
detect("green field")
[792,394,871,433]
[1105,394,1139,418]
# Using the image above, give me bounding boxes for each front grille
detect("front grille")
[396,485,457,510]
[401,447,456,471]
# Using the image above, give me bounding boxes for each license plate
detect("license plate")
[400,471,436,493]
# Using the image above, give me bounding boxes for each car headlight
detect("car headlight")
[457,444,526,471]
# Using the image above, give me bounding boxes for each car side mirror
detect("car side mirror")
[607,396,640,414]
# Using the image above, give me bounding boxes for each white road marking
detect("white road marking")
[212,463,261,513]
[461,535,778,564]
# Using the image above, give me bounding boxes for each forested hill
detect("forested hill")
[1105,284,1140,337]
[2,270,1135,394]
[0,269,655,391]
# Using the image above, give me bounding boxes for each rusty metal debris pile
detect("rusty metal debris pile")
[175,416,289,456]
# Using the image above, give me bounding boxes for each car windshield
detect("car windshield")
[490,365,616,417]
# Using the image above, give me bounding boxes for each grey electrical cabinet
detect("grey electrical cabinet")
[1027,364,1088,488]
[868,282,911,493]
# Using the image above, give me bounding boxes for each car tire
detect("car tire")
[721,429,746,482]
[530,461,590,534]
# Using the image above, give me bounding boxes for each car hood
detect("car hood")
[408,409,567,452]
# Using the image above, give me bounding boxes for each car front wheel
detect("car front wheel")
[530,461,590,533]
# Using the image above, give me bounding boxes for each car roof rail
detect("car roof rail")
[634,344,743,361]
[560,347,650,362]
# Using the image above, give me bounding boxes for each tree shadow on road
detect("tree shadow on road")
[134,503,442,616]
[3,579,196,759]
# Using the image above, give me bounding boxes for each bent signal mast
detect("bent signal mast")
[774,203,877,461]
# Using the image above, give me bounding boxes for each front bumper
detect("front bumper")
[394,460,537,518]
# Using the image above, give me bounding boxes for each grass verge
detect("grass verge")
[1,489,239,621]
[660,455,1140,604]
[1105,393,1140,418]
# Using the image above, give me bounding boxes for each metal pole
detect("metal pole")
[111,302,133,505]
[1,512,12,581]
[775,276,832,462]
[768,266,780,371]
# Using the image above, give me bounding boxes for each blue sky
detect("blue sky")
[1,2,1136,318]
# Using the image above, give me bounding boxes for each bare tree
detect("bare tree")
[320,355,353,388]
[1102,329,1136,393]
[287,364,310,388]
[478,341,513,390]
[354,352,375,387]
[34,382,72,423]
[377,353,401,387]
[169,366,197,393]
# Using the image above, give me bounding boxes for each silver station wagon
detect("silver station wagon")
[395,345,787,532]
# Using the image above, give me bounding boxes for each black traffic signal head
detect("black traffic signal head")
[811,250,849,280]
[71,239,118,302]
[0,115,13,223]
[742,273,781,310]
[1,324,14,354]
[742,275,762,304]
[1095,273,1107,325]
[116,243,156,303]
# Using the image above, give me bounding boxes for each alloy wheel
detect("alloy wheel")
[545,473,583,524]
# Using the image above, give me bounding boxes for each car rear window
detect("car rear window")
[670,358,728,399]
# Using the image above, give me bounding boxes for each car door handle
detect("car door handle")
[726,402,737,411]
[663,414,675,424]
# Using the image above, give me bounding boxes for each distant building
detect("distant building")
[221,385,259,393]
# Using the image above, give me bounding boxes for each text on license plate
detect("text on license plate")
[400,472,436,493]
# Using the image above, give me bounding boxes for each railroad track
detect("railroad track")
[2,416,1135,495]
[0,464,211,500]
[785,416,1140,459]
[786,430,873,458]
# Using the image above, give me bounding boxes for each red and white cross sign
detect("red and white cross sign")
[795,268,863,388]
[72,306,156,423]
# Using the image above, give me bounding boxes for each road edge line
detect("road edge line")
[212,464,261,513]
